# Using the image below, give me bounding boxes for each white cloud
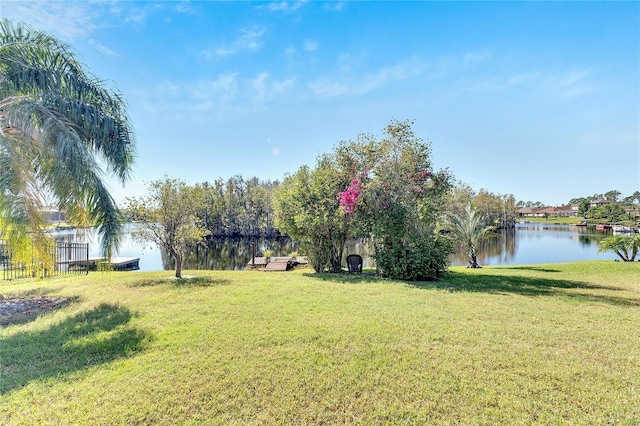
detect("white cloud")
[323,2,345,12]
[175,0,194,14]
[194,73,239,102]
[463,50,492,66]
[89,39,118,57]
[507,72,539,87]
[308,58,427,99]
[0,1,165,41]
[265,1,308,13]
[1,1,101,40]
[304,40,318,51]
[557,70,594,98]
[455,67,596,101]
[137,71,295,119]
[209,27,266,57]
[308,80,349,98]
[250,72,295,103]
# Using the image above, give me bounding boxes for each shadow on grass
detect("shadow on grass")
[418,271,639,307]
[303,270,638,308]
[0,303,150,394]
[499,266,562,273]
[130,276,231,288]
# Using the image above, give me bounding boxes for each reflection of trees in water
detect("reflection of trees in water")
[155,225,615,270]
[160,238,299,271]
[578,235,595,247]
[449,228,517,266]
[159,233,520,270]
[160,237,376,271]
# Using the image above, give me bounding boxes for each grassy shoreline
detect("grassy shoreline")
[521,216,640,227]
[1,261,639,424]
[519,216,586,225]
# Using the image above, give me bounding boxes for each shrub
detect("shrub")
[374,234,453,281]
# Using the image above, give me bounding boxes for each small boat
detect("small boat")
[596,223,612,231]
[612,225,633,233]
[574,221,588,227]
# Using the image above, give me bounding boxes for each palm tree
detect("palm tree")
[598,234,640,262]
[447,203,498,268]
[0,20,135,263]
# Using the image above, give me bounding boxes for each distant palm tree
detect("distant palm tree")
[598,234,640,262]
[447,203,498,268]
[0,20,135,261]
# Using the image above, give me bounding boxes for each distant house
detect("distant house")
[554,205,579,217]
[590,199,614,208]
[533,206,578,218]
[517,207,537,217]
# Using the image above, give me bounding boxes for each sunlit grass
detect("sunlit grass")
[521,216,586,224]
[1,261,639,424]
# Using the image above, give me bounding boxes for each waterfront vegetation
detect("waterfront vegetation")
[1,261,639,424]
[522,215,639,227]
[519,216,587,225]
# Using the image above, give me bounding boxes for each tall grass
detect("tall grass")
[1,261,639,424]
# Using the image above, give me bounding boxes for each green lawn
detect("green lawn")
[1,262,639,425]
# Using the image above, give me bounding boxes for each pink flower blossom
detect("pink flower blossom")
[339,178,362,215]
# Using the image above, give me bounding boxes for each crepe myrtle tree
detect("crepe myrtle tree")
[0,19,135,270]
[125,178,209,278]
[338,119,454,280]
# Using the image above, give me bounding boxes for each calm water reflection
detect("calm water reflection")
[448,223,618,266]
[53,222,619,272]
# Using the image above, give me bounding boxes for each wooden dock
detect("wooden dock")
[246,256,268,269]
[263,257,292,272]
[69,257,140,271]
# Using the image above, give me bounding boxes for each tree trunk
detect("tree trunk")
[468,248,482,268]
[174,252,183,278]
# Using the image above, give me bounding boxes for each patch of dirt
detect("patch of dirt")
[0,296,67,322]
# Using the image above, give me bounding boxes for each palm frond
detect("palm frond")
[0,19,135,260]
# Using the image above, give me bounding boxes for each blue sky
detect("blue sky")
[2,1,639,205]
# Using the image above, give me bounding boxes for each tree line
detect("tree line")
[128,121,521,277]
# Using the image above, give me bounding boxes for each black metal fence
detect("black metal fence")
[1,242,89,280]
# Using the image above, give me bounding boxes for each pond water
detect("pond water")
[449,222,619,266]
[52,222,621,272]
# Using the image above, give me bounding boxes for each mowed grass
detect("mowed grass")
[1,261,639,425]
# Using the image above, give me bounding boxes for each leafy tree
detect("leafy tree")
[195,176,279,238]
[448,181,476,217]
[125,178,209,278]
[445,203,498,268]
[623,191,640,204]
[273,160,351,273]
[0,20,135,263]
[568,197,587,206]
[604,190,622,202]
[578,199,591,217]
[339,119,453,280]
[598,234,640,262]
[587,203,627,223]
